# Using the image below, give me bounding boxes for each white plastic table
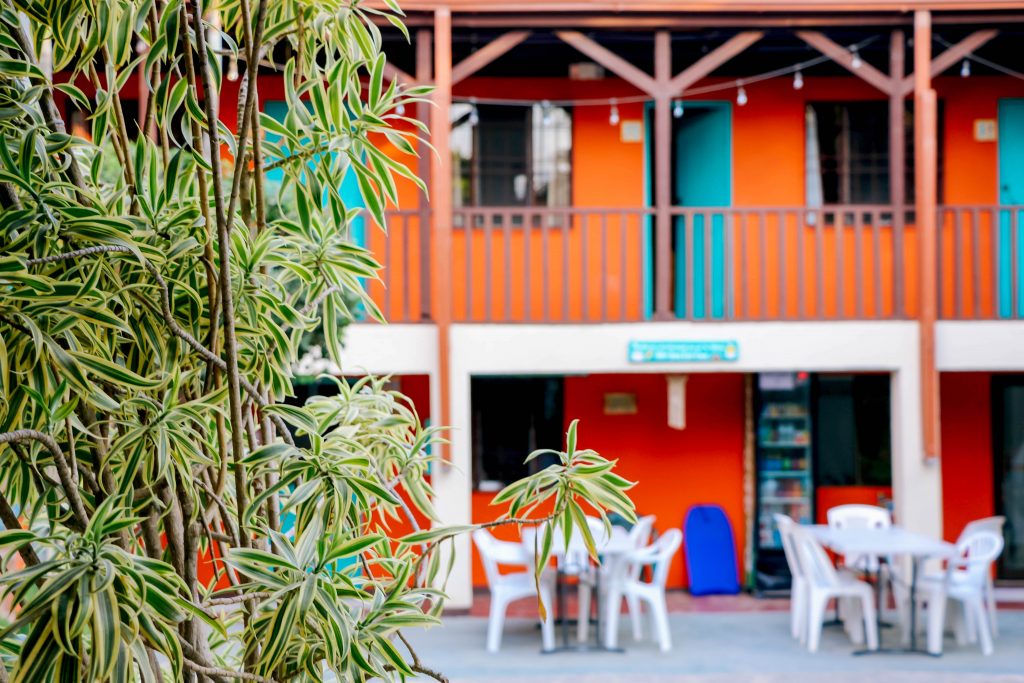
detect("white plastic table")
[523,525,633,652]
[809,524,955,655]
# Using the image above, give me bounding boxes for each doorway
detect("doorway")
[997,99,1024,318]
[647,102,732,319]
[992,375,1024,580]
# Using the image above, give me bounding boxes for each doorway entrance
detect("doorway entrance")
[998,99,1024,318]
[993,374,1024,580]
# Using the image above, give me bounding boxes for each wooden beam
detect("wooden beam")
[383,62,416,86]
[899,29,998,96]
[653,31,673,319]
[914,10,940,462]
[555,30,660,96]
[889,29,906,317]
[451,30,531,84]
[431,8,453,460]
[668,31,764,94]
[416,28,432,322]
[796,30,895,95]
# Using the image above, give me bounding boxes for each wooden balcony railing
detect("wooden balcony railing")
[357,204,1024,324]
[938,205,1024,320]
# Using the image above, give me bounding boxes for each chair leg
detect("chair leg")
[807,592,829,653]
[627,594,644,641]
[578,581,592,643]
[539,584,556,652]
[604,590,623,650]
[791,582,805,640]
[969,597,994,656]
[925,593,946,656]
[845,598,864,645]
[650,595,672,653]
[861,592,878,651]
[487,593,509,653]
[985,576,999,637]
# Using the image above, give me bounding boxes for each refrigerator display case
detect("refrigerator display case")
[754,371,813,593]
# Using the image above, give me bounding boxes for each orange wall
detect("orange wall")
[471,373,747,590]
[940,372,996,541]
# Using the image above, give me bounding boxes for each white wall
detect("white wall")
[936,321,1024,370]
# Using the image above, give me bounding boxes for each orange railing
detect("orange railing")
[356,204,1023,324]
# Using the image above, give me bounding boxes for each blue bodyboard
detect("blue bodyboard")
[684,504,740,596]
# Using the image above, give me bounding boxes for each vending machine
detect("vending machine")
[754,372,814,593]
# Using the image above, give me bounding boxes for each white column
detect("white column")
[890,358,943,539]
[431,363,474,609]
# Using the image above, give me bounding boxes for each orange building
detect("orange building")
[57,1,1024,606]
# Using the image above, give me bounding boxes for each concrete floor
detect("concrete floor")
[403,609,1024,682]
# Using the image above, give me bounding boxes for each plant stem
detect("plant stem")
[0,489,41,567]
[0,430,89,529]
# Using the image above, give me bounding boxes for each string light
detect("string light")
[736,82,748,106]
[960,59,971,78]
[468,97,479,126]
[793,68,804,90]
[609,98,620,126]
[227,55,239,81]
[850,46,863,69]
[673,100,684,118]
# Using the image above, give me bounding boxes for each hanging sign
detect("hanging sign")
[628,340,739,364]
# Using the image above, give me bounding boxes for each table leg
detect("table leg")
[558,569,568,649]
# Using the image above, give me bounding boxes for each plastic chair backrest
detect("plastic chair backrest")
[628,515,656,549]
[827,504,891,531]
[472,528,528,587]
[958,516,1006,545]
[792,526,840,589]
[628,528,682,588]
[952,530,1004,586]
[772,513,804,581]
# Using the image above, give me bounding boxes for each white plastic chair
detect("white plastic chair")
[826,504,892,573]
[773,514,808,642]
[603,528,682,652]
[578,515,656,643]
[957,516,1006,636]
[910,530,1004,655]
[791,525,878,653]
[472,528,556,652]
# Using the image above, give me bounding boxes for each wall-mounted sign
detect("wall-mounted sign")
[974,119,997,142]
[628,340,739,364]
[603,392,638,415]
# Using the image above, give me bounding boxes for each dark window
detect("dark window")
[452,104,572,207]
[471,376,564,489]
[807,102,943,205]
[813,374,891,487]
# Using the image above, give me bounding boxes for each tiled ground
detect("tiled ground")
[406,594,1024,683]
[467,589,790,618]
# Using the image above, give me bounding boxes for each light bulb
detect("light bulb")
[541,100,553,126]
[736,85,747,107]
[468,104,479,127]
[395,102,406,115]
[227,55,239,82]
[793,69,804,90]
[609,99,620,126]
[673,100,684,118]
[851,46,863,69]
[960,59,971,78]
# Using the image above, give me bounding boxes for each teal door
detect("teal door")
[672,103,731,319]
[998,99,1024,318]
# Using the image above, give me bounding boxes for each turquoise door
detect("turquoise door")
[672,103,731,319]
[998,99,1024,318]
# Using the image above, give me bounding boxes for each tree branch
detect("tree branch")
[0,430,89,529]
[0,489,41,568]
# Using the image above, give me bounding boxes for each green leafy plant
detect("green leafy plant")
[0,0,636,681]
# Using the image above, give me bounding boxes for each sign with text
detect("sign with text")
[628,340,739,364]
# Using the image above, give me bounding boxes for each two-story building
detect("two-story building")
[68,0,1024,607]
[331,0,1024,608]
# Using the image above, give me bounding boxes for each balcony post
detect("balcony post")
[889,31,905,318]
[914,11,940,463]
[417,29,432,321]
[654,31,673,319]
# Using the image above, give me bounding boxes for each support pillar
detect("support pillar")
[653,31,673,319]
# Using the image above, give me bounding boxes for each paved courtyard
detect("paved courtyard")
[404,602,1024,683]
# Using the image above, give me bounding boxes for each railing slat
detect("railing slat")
[485,212,493,322]
[740,212,749,320]
[580,213,588,322]
[954,208,964,319]
[705,211,713,319]
[1013,209,1019,319]
[601,212,609,322]
[542,212,550,323]
[796,208,805,320]
[402,213,410,322]
[759,211,768,320]
[620,212,628,321]
[725,212,735,320]
[384,213,393,319]
[972,208,981,319]
[815,211,825,319]
[504,211,512,322]
[563,211,571,320]
[994,207,1001,319]
[778,209,787,320]
[465,213,473,321]
[872,210,882,318]
[835,210,844,319]
[854,209,864,319]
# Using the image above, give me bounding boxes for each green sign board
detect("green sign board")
[628,340,739,364]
